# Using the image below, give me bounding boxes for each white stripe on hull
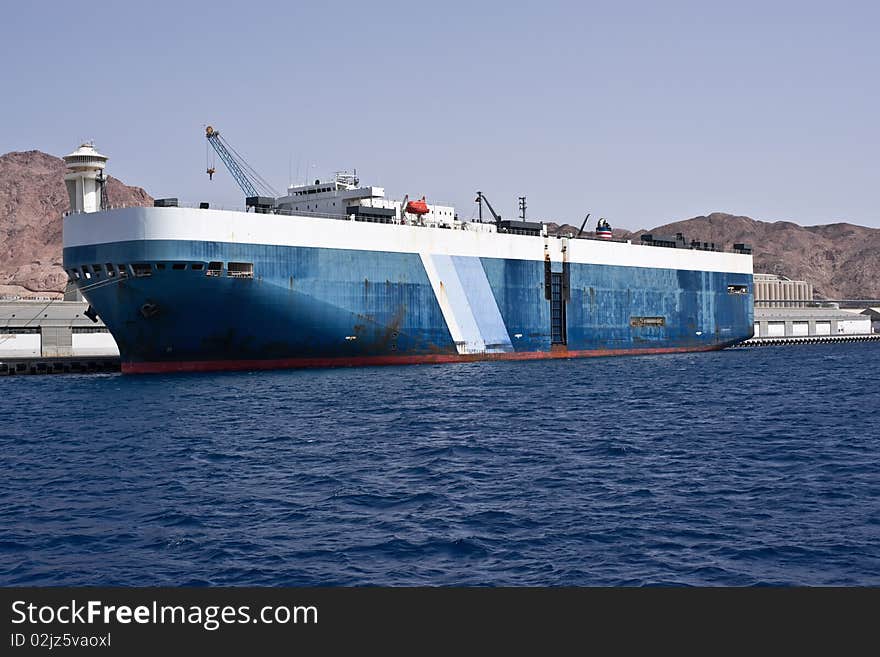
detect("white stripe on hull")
[419,254,515,354]
[420,253,481,354]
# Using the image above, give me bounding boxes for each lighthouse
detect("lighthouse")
[63,142,108,213]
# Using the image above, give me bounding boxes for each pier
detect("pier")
[1,297,120,375]
[0,355,119,375]
[739,333,880,347]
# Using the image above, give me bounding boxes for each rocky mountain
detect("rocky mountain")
[0,150,151,297]
[0,150,876,299]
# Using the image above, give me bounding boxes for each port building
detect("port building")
[0,298,117,359]
[751,273,874,340]
[753,273,813,308]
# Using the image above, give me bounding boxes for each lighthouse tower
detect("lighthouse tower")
[63,142,108,213]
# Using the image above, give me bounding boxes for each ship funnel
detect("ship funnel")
[63,142,108,213]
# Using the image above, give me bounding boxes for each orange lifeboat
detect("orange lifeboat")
[405,196,430,215]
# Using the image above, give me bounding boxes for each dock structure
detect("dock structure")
[860,307,880,334]
[0,356,119,375]
[0,297,120,374]
[749,272,879,345]
[752,307,874,341]
[740,333,880,347]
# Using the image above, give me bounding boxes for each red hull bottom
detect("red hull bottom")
[123,344,725,374]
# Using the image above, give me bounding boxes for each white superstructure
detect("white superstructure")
[275,171,458,227]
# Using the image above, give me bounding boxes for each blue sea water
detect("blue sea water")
[1,343,878,586]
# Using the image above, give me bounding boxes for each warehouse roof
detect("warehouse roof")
[0,300,106,329]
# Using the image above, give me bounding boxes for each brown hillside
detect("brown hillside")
[0,150,151,296]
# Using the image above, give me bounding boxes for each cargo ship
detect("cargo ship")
[61,140,753,374]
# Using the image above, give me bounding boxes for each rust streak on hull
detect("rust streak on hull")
[123,344,725,374]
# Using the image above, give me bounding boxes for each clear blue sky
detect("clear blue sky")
[2,0,878,229]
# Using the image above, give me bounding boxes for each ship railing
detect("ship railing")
[271,207,350,221]
[62,204,667,246]
[64,203,351,221]
[64,202,464,228]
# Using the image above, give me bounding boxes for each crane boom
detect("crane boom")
[475,190,502,223]
[576,213,591,238]
[205,126,279,199]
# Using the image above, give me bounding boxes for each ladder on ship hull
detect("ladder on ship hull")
[544,257,569,346]
[550,272,567,345]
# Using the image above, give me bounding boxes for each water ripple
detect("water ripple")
[1,343,879,585]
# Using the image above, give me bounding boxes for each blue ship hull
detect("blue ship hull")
[63,238,754,373]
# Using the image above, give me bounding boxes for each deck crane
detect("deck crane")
[475,190,502,224]
[205,126,280,211]
[477,190,543,237]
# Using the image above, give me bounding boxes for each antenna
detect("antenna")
[518,196,527,220]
